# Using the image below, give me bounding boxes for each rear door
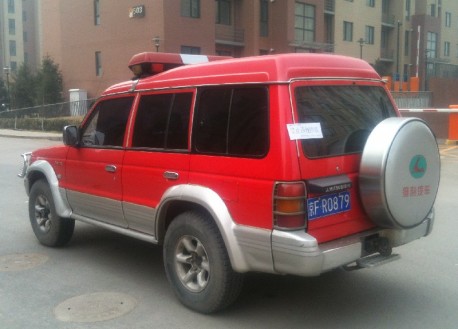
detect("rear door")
[64,96,134,227]
[122,91,193,235]
[190,86,272,229]
[290,81,397,243]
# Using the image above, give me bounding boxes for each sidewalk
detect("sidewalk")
[0,129,61,141]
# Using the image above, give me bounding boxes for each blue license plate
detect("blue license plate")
[307,191,351,221]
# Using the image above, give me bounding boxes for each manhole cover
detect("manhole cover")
[54,292,137,323]
[0,253,49,272]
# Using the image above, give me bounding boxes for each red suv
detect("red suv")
[19,52,440,313]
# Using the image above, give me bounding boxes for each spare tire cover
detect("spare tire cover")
[359,117,440,229]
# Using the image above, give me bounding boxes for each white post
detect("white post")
[416,25,421,78]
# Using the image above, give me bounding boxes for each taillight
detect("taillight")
[273,182,307,230]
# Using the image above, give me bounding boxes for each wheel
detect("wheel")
[29,180,75,247]
[163,211,244,313]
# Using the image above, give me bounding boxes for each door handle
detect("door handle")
[105,165,117,173]
[163,171,179,180]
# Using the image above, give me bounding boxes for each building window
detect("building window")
[295,2,315,43]
[9,40,16,56]
[426,32,437,58]
[181,0,200,18]
[430,4,436,17]
[8,0,15,13]
[365,25,375,44]
[23,31,28,42]
[216,0,231,25]
[8,19,15,35]
[343,21,353,41]
[95,51,102,76]
[181,46,201,54]
[444,42,450,57]
[367,0,375,7]
[405,0,411,19]
[404,30,410,56]
[216,50,232,56]
[445,12,451,27]
[94,0,100,25]
[381,29,388,49]
[260,0,269,37]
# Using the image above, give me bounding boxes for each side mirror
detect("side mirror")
[63,125,79,147]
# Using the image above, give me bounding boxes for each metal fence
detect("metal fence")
[391,91,432,109]
[0,92,434,123]
[0,99,95,119]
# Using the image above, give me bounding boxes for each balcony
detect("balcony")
[380,48,394,61]
[325,0,335,14]
[290,40,335,53]
[215,25,245,46]
[382,13,395,27]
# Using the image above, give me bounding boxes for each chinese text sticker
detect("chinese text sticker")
[287,123,323,140]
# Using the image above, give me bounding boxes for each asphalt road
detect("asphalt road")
[1,136,458,329]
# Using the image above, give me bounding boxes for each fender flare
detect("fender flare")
[26,160,73,218]
[156,184,253,273]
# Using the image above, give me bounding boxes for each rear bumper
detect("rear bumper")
[271,211,434,276]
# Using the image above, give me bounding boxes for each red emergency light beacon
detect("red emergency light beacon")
[128,52,232,78]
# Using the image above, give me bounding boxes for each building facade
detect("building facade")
[2,0,458,103]
[0,0,39,72]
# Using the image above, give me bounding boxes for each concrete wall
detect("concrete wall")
[401,111,450,139]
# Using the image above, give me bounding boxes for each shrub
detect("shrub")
[0,116,83,132]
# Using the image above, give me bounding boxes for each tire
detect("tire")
[29,180,75,247]
[163,211,244,313]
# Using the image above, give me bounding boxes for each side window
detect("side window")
[81,97,133,147]
[132,93,192,150]
[194,86,269,157]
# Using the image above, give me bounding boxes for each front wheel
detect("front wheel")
[163,211,244,313]
[29,180,75,247]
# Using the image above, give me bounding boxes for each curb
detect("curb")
[0,130,62,141]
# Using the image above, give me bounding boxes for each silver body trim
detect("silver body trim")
[67,190,127,228]
[271,213,434,276]
[72,213,158,244]
[124,202,156,235]
[21,160,435,276]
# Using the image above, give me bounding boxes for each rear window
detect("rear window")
[294,85,396,158]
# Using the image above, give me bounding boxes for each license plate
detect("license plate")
[307,191,351,221]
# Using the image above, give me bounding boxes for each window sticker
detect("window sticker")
[287,123,323,140]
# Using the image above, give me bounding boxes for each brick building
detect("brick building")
[2,0,458,102]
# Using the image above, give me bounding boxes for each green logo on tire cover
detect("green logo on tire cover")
[409,155,427,179]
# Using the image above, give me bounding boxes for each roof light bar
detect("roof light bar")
[128,52,232,79]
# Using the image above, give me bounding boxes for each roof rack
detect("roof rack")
[128,52,232,79]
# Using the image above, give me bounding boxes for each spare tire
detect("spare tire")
[359,117,440,229]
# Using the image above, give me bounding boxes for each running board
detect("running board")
[71,213,159,245]
[343,253,400,271]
